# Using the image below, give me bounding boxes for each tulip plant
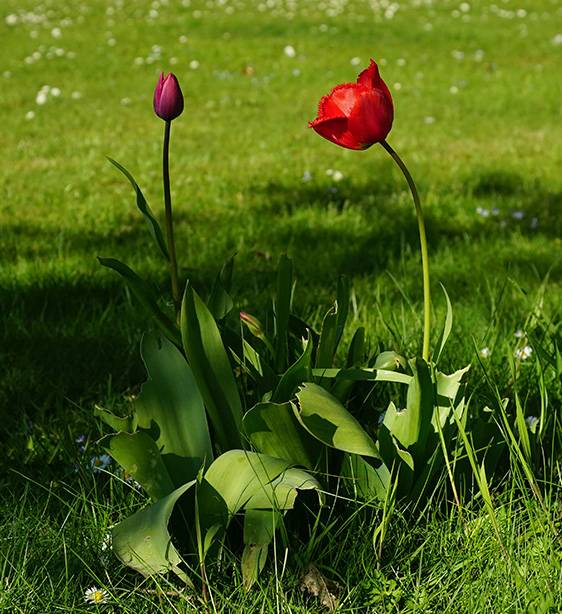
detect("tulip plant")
[97,63,470,595]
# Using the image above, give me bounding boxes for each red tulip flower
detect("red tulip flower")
[309,59,393,150]
[153,72,184,122]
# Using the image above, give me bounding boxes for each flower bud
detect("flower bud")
[153,72,184,121]
[240,311,265,339]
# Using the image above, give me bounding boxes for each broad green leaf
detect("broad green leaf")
[106,432,175,500]
[346,327,365,368]
[433,365,470,429]
[311,367,412,385]
[202,450,291,514]
[244,466,321,510]
[98,258,181,346]
[243,401,321,469]
[294,383,380,458]
[274,255,293,372]
[181,284,243,451]
[94,405,135,433]
[342,454,390,501]
[112,481,195,581]
[435,284,453,365]
[242,510,278,590]
[316,306,338,369]
[207,255,235,320]
[272,333,313,403]
[107,158,169,261]
[134,334,213,485]
[382,358,433,451]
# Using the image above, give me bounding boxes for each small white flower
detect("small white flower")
[36,92,48,106]
[3,71,12,79]
[396,58,406,66]
[325,168,334,176]
[514,329,525,339]
[51,27,62,38]
[393,82,402,90]
[50,87,61,97]
[350,56,361,66]
[479,347,491,359]
[511,210,525,220]
[84,586,109,605]
[301,170,312,183]
[424,116,435,124]
[90,454,111,473]
[459,2,471,13]
[71,91,82,99]
[515,345,533,361]
[552,34,562,46]
[476,207,490,217]
[25,111,35,120]
[5,14,18,26]
[449,85,459,95]
[189,59,200,69]
[283,45,296,58]
[332,170,344,182]
[179,34,188,43]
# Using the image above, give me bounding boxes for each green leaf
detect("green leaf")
[112,481,195,582]
[107,158,169,261]
[334,276,350,351]
[294,383,380,458]
[382,358,434,452]
[435,284,453,365]
[342,453,390,501]
[346,327,365,368]
[243,401,320,470]
[373,351,407,371]
[311,367,412,385]
[202,450,291,515]
[106,432,175,500]
[316,306,338,369]
[134,334,213,485]
[94,405,135,433]
[272,333,313,403]
[274,255,293,372]
[207,255,235,321]
[98,257,181,346]
[242,510,278,590]
[181,283,243,451]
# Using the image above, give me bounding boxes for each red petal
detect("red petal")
[356,59,381,88]
[310,116,367,150]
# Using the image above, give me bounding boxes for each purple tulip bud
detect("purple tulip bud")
[153,72,184,121]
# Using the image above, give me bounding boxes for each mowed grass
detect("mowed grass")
[1,0,561,611]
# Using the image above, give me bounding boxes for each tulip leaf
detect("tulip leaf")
[294,383,380,459]
[134,334,213,486]
[342,453,390,501]
[94,405,135,433]
[272,333,313,403]
[181,283,243,451]
[346,327,365,368]
[274,255,293,372]
[435,284,453,365]
[316,305,338,369]
[334,276,350,350]
[382,358,434,452]
[242,509,279,590]
[243,401,321,470]
[202,450,291,515]
[112,481,195,582]
[106,432,175,500]
[207,254,235,321]
[98,257,181,347]
[311,367,412,385]
[107,157,169,261]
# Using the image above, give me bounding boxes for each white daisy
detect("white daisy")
[84,586,109,605]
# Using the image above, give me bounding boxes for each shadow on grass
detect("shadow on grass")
[2,170,561,468]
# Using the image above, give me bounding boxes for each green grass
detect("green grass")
[1,0,561,610]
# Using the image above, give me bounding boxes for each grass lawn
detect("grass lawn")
[1,0,561,611]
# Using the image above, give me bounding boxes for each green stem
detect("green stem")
[381,140,431,362]
[163,120,180,317]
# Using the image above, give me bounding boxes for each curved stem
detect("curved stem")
[381,140,431,361]
[163,120,180,317]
